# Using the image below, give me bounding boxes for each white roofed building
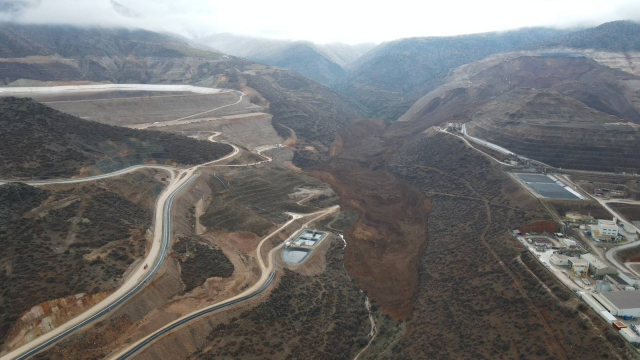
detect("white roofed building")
[591,219,619,242]
[581,254,617,277]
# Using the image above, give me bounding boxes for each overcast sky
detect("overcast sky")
[2,0,640,44]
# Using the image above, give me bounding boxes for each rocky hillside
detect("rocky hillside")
[0,24,362,164]
[0,97,233,179]
[399,54,640,172]
[335,27,572,119]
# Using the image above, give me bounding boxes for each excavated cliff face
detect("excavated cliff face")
[398,53,640,172]
[544,47,640,76]
[1,290,113,354]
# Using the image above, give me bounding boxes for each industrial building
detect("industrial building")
[596,280,611,293]
[568,257,589,273]
[550,253,569,266]
[590,219,620,242]
[532,238,553,248]
[598,291,640,317]
[581,254,617,277]
[606,272,640,288]
[562,238,577,248]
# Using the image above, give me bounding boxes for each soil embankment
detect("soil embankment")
[308,119,431,319]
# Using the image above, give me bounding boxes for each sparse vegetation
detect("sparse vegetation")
[0,97,233,179]
[201,167,331,236]
[173,235,234,293]
[0,177,160,347]
[185,241,400,360]
[386,132,632,358]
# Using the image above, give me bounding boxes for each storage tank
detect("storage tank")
[596,280,611,293]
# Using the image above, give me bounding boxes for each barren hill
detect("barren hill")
[0,97,233,179]
[399,55,640,172]
[335,27,571,119]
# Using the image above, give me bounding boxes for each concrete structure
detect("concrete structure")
[601,309,617,322]
[607,274,631,287]
[591,219,619,242]
[550,253,569,266]
[582,253,618,277]
[620,327,640,343]
[596,280,612,293]
[607,272,640,288]
[599,291,640,317]
[581,292,619,323]
[562,238,577,248]
[568,257,589,273]
[0,84,222,95]
[533,238,553,248]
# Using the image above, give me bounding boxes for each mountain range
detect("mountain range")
[195,33,374,86]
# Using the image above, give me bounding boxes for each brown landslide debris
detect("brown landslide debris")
[307,119,430,320]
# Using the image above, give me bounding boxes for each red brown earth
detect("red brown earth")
[307,119,430,319]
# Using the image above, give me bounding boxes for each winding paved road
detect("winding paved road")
[0,87,291,359]
[3,169,198,360]
[1,99,246,359]
[110,205,339,359]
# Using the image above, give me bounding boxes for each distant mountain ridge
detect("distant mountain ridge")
[0,22,216,58]
[334,27,574,119]
[524,20,640,52]
[195,33,374,86]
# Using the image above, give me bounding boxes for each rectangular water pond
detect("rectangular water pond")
[283,248,311,264]
[516,173,579,199]
[516,174,556,184]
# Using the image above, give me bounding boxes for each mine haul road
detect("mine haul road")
[110,205,340,359]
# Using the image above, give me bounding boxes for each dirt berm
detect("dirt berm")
[308,119,430,319]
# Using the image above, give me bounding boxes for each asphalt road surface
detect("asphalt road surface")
[4,172,198,360]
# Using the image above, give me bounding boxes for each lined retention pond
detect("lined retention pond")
[515,173,581,199]
[282,248,311,264]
